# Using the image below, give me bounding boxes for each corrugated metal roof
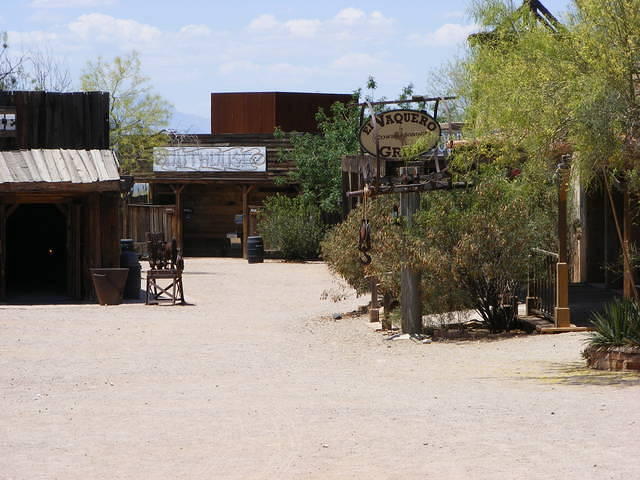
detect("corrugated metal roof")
[0,149,119,185]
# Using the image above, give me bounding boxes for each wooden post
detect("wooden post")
[555,163,571,328]
[399,169,422,334]
[170,185,185,252]
[89,193,101,268]
[623,190,634,298]
[369,276,379,323]
[242,185,255,259]
[0,203,5,301]
[73,203,82,299]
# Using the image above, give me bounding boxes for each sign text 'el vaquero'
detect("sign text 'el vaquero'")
[359,109,441,159]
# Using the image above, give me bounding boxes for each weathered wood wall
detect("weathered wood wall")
[150,183,286,256]
[0,91,109,150]
[0,192,120,300]
[124,204,177,256]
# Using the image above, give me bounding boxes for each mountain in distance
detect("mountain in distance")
[168,111,211,134]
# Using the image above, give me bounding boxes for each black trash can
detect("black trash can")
[247,236,264,264]
[120,239,141,299]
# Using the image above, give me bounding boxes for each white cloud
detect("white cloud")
[284,19,321,37]
[246,9,393,40]
[369,11,393,28]
[30,0,116,7]
[334,8,365,25]
[411,23,478,47]
[68,13,160,44]
[248,14,278,31]
[5,7,468,120]
[179,24,211,38]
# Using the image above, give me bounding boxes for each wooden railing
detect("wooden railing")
[527,248,559,320]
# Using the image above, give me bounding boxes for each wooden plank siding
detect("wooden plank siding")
[0,91,109,151]
[125,204,177,256]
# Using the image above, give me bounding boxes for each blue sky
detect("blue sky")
[2,0,573,131]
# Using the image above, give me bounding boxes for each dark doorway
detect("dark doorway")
[7,204,67,296]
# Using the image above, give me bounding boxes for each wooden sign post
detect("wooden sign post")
[399,169,423,334]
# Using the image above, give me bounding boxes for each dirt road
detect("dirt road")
[1,258,638,479]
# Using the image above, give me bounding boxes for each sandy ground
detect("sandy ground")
[1,258,639,480]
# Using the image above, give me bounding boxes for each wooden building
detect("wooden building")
[0,91,122,301]
[134,92,352,257]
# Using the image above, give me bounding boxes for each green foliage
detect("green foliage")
[461,0,640,189]
[278,96,361,214]
[588,297,640,347]
[258,195,325,260]
[278,78,420,215]
[80,51,172,173]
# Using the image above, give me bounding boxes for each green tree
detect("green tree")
[458,0,640,296]
[277,98,361,215]
[80,51,172,173]
[461,0,640,184]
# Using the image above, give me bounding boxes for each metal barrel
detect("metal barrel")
[247,236,264,264]
[120,239,142,299]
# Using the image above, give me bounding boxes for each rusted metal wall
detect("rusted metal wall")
[0,91,109,151]
[211,92,352,135]
[211,93,276,135]
[275,92,352,133]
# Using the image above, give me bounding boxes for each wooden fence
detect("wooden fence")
[124,204,177,257]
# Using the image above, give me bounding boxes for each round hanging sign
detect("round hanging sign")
[359,109,441,159]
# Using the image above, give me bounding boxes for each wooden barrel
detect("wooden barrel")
[247,236,264,264]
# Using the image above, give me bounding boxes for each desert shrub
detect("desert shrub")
[322,195,401,295]
[418,172,554,332]
[323,166,555,333]
[258,195,325,260]
[588,298,640,347]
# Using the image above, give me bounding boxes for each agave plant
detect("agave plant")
[588,298,640,348]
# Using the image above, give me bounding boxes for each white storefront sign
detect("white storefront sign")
[359,109,441,159]
[153,146,267,172]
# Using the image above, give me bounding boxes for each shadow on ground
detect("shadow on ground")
[523,361,640,387]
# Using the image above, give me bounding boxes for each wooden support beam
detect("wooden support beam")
[88,193,101,268]
[556,163,571,327]
[73,203,82,299]
[0,203,6,300]
[555,262,571,328]
[170,184,185,251]
[623,190,634,298]
[242,185,255,259]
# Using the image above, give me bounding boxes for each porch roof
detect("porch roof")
[0,149,121,192]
